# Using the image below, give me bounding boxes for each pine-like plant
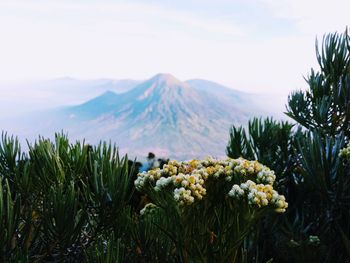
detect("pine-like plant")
[286,30,350,262]
[227,29,350,263]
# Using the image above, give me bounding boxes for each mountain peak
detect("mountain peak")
[130,73,192,101]
[150,73,183,86]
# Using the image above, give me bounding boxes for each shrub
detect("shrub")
[0,133,136,262]
[135,157,287,262]
[227,29,350,263]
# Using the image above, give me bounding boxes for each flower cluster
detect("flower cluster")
[174,187,195,205]
[135,157,287,213]
[154,177,173,191]
[135,168,162,191]
[339,143,350,160]
[232,158,276,184]
[228,180,288,212]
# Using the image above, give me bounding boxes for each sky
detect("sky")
[0,0,349,94]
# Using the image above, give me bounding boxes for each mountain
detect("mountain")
[186,79,249,104]
[1,73,281,159]
[186,79,287,118]
[56,73,254,159]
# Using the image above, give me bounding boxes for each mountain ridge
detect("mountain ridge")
[1,73,282,159]
[60,73,253,158]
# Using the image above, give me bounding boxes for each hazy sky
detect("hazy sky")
[0,0,349,93]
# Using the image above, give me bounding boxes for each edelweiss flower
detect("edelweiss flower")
[135,157,287,213]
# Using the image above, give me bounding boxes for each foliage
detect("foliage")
[0,133,286,262]
[0,133,138,262]
[286,31,350,137]
[226,118,303,261]
[226,117,300,188]
[227,29,350,262]
[135,157,287,262]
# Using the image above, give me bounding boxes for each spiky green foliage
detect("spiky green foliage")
[227,29,350,263]
[0,133,138,262]
[286,30,350,137]
[85,233,125,263]
[286,30,350,263]
[226,117,299,186]
[0,178,21,261]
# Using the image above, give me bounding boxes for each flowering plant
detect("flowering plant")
[135,157,287,262]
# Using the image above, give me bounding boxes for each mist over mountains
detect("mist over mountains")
[1,73,286,159]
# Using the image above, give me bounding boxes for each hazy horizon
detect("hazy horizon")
[0,73,288,159]
[0,73,288,119]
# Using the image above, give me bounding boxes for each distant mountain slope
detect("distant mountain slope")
[1,73,285,159]
[186,79,248,103]
[56,73,252,159]
[187,79,270,114]
[0,78,141,118]
[187,79,287,120]
[38,77,141,95]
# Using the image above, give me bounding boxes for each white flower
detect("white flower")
[261,199,269,206]
[135,157,286,212]
[181,180,189,187]
[228,184,245,198]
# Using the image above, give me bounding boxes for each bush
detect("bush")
[227,29,350,262]
[135,157,287,262]
[0,133,286,262]
[0,133,135,262]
